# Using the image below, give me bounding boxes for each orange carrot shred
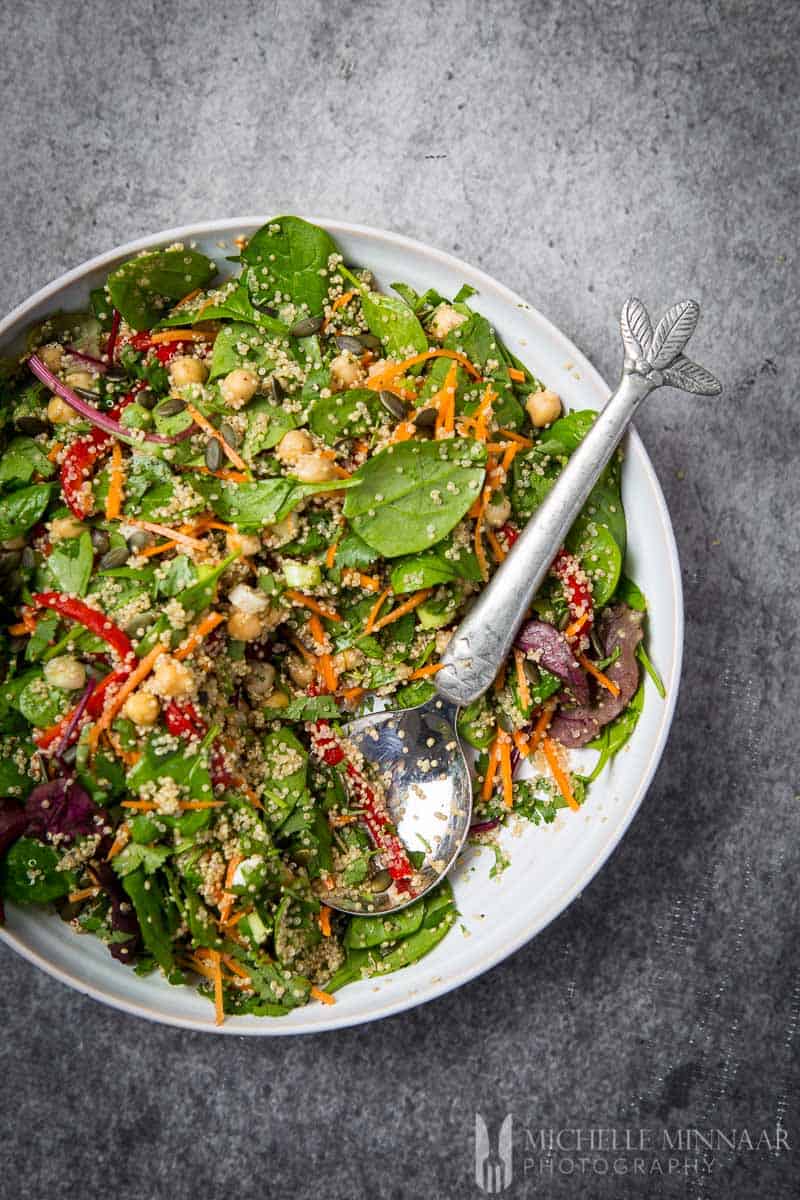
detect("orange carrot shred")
[370,589,432,633]
[68,886,100,903]
[318,652,339,694]
[356,572,382,592]
[497,428,533,446]
[528,699,557,756]
[507,366,526,382]
[577,653,621,697]
[283,590,341,621]
[363,587,391,634]
[514,649,531,710]
[511,728,530,758]
[209,948,225,1025]
[88,643,166,753]
[486,527,506,563]
[406,662,445,681]
[366,348,482,391]
[307,613,327,649]
[174,611,225,661]
[474,514,489,581]
[218,855,244,927]
[331,290,355,312]
[105,441,124,521]
[125,519,206,551]
[47,441,64,462]
[319,905,332,937]
[184,402,250,473]
[105,826,131,861]
[481,731,502,800]
[149,329,213,345]
[325,541,339,569]
[310,985,336,1006]
[543,737,580,810]
[564,613,589,640]
[138,539,180,559]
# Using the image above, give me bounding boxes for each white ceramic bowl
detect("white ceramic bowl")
[0,218,683,1034]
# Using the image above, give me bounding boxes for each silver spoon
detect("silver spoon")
[329,298,721,914]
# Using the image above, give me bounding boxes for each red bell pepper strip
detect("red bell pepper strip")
[550,547,593,633]
[32,593,135,664]
[59,394,135,519]
[308,722,413,883]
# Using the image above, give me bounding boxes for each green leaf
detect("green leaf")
[242,216,338,315]
[0,437,54,487]
[616,575,647,611]
[0,837,76,903]
[127,731,214,803]
[208,321,281,381]
[344,899,425,949]
[389,537,481,593]
[107,247,217,331]
[191,474,357,531]
[112,842,173,878]
[262,728,308,829]
[565,517,623,608]
[343,438,486,557]
[0,736,36,798]
[243,397,300,457]
[121,868,175,972]
[280,695,341,721]
[46,531,93,597]
[0,483,55,541]
[637,643,666,698]
[308,388,381,444]
[361,292,428,358]
[17,674,67,728]
[533,410,595,457]
[586,680,645,780]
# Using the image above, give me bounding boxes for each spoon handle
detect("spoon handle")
[435,297,721,707]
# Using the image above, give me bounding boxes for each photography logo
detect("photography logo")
[475,1113,513,1193]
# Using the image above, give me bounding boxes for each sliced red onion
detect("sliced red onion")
[54,679,94,760]
[64,346,108,373]
[28,354,196,445]
[469,818,500,835]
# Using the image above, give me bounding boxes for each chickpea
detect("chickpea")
[43,655,86,691]
[39,343,64,371]
[293,452,338,484]
[64,370,97,392]
[429,304,467,341]
[227,610,263,642]
[226,529,261,558]
[263,690,289,709]
[275,428,314,465]
[526,388,562,428]
[267,513,298,547]
[221,367,258,408]
[47,395,79,425]
[169,355,208,388]
[332,647,362,675]
[245,663,276,703]
[228,583,269,615]
[329,353,366,392]
[286,654,315,688]
[151,655,194,698]
[50,516,85,540]
[123,690,160,726]
[484,493,511,528]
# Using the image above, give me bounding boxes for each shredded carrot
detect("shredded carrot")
[474,514,489,581]
[88,642,166,753]
[125,519,206,551]
[499,734,514,808]
[149,329,213,345]
[325,541,339,569]
[179,800,226,810]
[407,662,445,681]
[340,686,365,704]
[472,382,497,441]
[514,649,531,710]
[184,402,250,473]
[221,908,252,930]
[497,429,532,446]
[564,612,589,640]
[307,613,327,649]
[507,366,526,382]
[501,441,522,474]
[283,590,341,622]
[370,589,431,633]
[68,886,100,903]
[317,652,339,694]
[221,954,251,981]
[288,633,317,666]
[389,419,417,443]
[105,441,125,520]
[331,290,355,312]
[105,826,131,861]
[578,653,621,697]
[182,465,250,484]
[190,516,238,535]
[543,737,579,810]
[209,948,225,1024]
[356,572,381,592]
[363,586,391,634]
[105,729,140,767]
[310,985,336,1006]
[218,855,244,926]
[330,465,352,480]
[434,362,458,438]
[528,699,557,756]
[366,348,482,391]
[329,813,358,827]
[511,728,530,758]
[319,905,332,937]
[482,731,502,800]
[486,527,506,563]
[177,287,202,306]
[9,612,36,636]
[138,539,180,559]
[174,611,225,661]
[47,441,64,462]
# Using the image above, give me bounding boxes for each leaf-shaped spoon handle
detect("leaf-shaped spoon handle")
[435,298,721,708]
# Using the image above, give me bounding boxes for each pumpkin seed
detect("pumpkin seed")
[21,547,35,570]
[369,868,392,892]
[98,546,130,570]
[379,391,408,421]
[137,389,157,411]
[357,332,382,352]
[289,316,324,338]
[72,387,99,402]
[413,406,437,429]
[270,376,285,403]
[156,397,186,417]
[334,334,365,354]
[15,416,48,436]
[123,610,155,636]
[127,531,151,552]
[219,421,241,448]
[205,439,223,471]
[90,528,110,554]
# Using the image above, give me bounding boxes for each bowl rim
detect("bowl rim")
[0,216,684,1034]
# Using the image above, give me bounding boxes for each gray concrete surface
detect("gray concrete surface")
[0,1,797,1197]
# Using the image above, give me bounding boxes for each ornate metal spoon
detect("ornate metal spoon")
[329,299,721,914]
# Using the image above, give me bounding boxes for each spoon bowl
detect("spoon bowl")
[325,699,471,914]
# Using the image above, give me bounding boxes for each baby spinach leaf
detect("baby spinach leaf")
[17,675,67,728]
[343,438,486,557]
[122,868,176,973]
[243,397,300,457]
[636,643,666,698]
[157,554,197,598]
[615,575,647,611]
[46,531,93,597]
[191,474,357,531]
[389,537,481,593]
[112,842,173,878]
[0,836,76,904]
[309,388,381,443]
[344,898,425,949]
[335,527,380,569]
[208,321,281,381]
[361,292,428,358]
[127,732,214,803]
[0,736,36,798]
[0,437,54,487]
[107,247,217,331]
[586,680,645,780]
[533,410,595,457]
[565,519,622,608]
[242,216,338,315]
[0,483,55,541]
[280,694,341,722]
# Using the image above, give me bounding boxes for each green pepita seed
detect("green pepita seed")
[289,316,324,338]
[205,439,223,471]
[156,397,187,417]
[379,391,409,421]
[98,546,130,570]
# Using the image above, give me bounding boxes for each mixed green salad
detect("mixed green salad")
[0,216,663,1022]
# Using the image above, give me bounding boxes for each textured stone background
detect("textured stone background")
[0,1,797,1197]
